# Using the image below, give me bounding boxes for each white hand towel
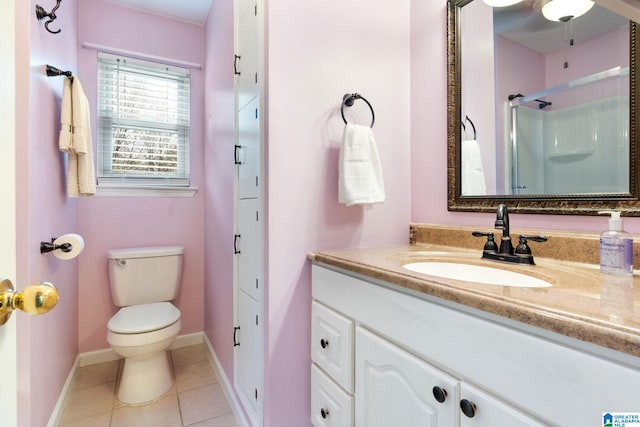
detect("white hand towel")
[338,124,385,206]
[461,139,486,195]
[58,77,96,197]
[59,78,72,152]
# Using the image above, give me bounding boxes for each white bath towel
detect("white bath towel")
[461,139,486,195]
[338,124,385,206]
[59,77,96,197]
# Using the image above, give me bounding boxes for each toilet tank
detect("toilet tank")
[108,246,184,307]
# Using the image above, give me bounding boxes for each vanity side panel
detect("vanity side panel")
[312,264,640,427]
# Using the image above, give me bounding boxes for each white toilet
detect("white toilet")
[106,246,184,405]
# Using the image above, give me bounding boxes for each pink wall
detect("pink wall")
[203,0,236,383]
[264,0,411,425]
[76,0,205,353]
[411,1,640,234]
[16,1,80,425]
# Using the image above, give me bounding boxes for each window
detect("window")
[97,52,191,190]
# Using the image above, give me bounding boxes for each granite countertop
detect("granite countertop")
[310,243,640,358]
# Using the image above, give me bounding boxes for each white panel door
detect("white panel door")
[355,327,459,427]
[236,0,258,111]
[0,0,18,424]
[459,383,546,427]
[236,198,260,301]
[236,290,260,413]
[237,97,260,200]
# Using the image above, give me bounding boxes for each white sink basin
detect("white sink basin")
[403,262,553,288]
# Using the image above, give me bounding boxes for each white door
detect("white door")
[355,327,459,427]
[0,0,19,425]
[459,383,547,427]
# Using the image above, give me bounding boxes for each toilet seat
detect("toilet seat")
[108,302,180,334]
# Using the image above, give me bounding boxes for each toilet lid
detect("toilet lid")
[108,302,181,334]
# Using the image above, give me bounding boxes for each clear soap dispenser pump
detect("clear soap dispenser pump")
[598,210,633,276]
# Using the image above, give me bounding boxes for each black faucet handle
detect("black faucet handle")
[519,235,548,243]
[472,231,498,253]
[515,235,547,257]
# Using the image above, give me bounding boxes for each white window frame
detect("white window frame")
[96,52,196,197]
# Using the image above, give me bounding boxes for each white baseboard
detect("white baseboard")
[46,356,79,427]
[203,334,253,427]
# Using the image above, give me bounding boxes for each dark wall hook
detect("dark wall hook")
[36,0,63,34]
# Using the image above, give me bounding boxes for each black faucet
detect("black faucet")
[472,204,548,265]
[495,204,513,256]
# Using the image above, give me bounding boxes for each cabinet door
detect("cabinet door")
[236,198,260,300]
[311,365,354,427]
[236,290,261,413]
[236,0,258,110]
[459,383,546,427]
[237,97,260,200]
[355,327,459,427]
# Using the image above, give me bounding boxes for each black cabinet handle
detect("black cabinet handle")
[432,386,447,403]
[234,234,241,254]
[234,54,241,75]
[233,326,240,347]
[460,399,477,418]
[320,338,329,349]
[320,408,329,419]
[234,145,242,165]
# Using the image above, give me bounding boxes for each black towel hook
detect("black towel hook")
[341,93,375,128]
[36,0,63,34]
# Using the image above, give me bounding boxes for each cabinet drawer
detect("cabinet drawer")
[312,301,354,392]
[311,364,354,427]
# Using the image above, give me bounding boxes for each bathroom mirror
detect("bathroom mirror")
[447,0,640,214]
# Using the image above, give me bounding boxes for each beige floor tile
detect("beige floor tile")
[72,360,121,390]
[111,393,182,427]
[185,412,238,427]
[174,359,218,392]
[57,411,111,427]
[172,344,210,368]
[179,383,232,426]
[59,382,116,423]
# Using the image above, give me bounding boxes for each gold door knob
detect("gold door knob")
[0,278,59,325]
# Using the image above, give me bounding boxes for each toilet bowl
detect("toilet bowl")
[106,246,184,405]
[107,302,181,404]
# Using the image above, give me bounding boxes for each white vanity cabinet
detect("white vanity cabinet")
[311,264,640,427]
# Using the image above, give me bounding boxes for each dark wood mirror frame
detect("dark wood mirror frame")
[447,0,640,215]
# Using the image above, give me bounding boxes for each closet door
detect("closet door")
[236,0,258,111]
[236,198,260,301]
[237,290,261,413]
[237,97,260,200]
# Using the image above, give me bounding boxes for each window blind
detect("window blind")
[97,52,191,187]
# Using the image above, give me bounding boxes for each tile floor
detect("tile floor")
[58,343,239,427]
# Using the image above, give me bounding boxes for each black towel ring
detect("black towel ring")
[341,93,375,128]
[462,115,476,140]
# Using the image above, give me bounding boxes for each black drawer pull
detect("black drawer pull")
[460,399,477,418]
[432,386,447,403]
[320,407,329,419]
[320,338,329,349]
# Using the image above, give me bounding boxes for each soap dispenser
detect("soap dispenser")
[599,210,633,276]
